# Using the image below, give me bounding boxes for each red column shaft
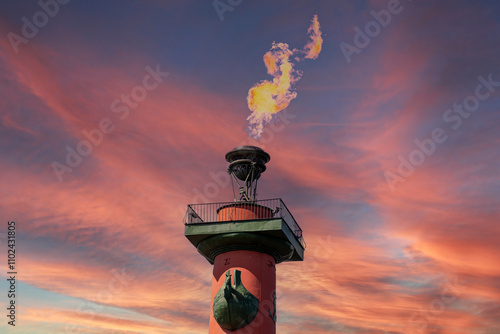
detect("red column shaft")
[209,250,276,334]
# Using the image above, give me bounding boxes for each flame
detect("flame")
[246,15,323,139]
[304,15,323,59]
[247,43,300,138]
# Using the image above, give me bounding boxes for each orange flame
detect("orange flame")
[247,42,300,138]
[246,15,323,139]
[304,15,323,59]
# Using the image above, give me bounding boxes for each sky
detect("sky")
[0,0,500,333]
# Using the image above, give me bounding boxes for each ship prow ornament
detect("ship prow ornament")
[213,269,259,330]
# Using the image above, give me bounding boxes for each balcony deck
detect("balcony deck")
[184,198,305,262]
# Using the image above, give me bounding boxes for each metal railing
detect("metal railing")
[184,198,305,249]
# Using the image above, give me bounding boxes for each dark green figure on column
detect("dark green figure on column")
[213,269,259,331]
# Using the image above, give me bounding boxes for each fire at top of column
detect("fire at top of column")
[246,15,323,139]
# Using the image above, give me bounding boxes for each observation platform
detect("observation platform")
[184,198,305,264]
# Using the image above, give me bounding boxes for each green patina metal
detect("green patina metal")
[185,219,304,263]
[268,291,277,323]
[197,232,294,264]
[213,269,259,331]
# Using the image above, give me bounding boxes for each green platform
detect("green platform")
[185,218,305,264]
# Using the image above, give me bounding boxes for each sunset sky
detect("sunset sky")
[1,1,500,333]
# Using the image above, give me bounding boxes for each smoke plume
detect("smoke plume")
[246,15,323,139]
